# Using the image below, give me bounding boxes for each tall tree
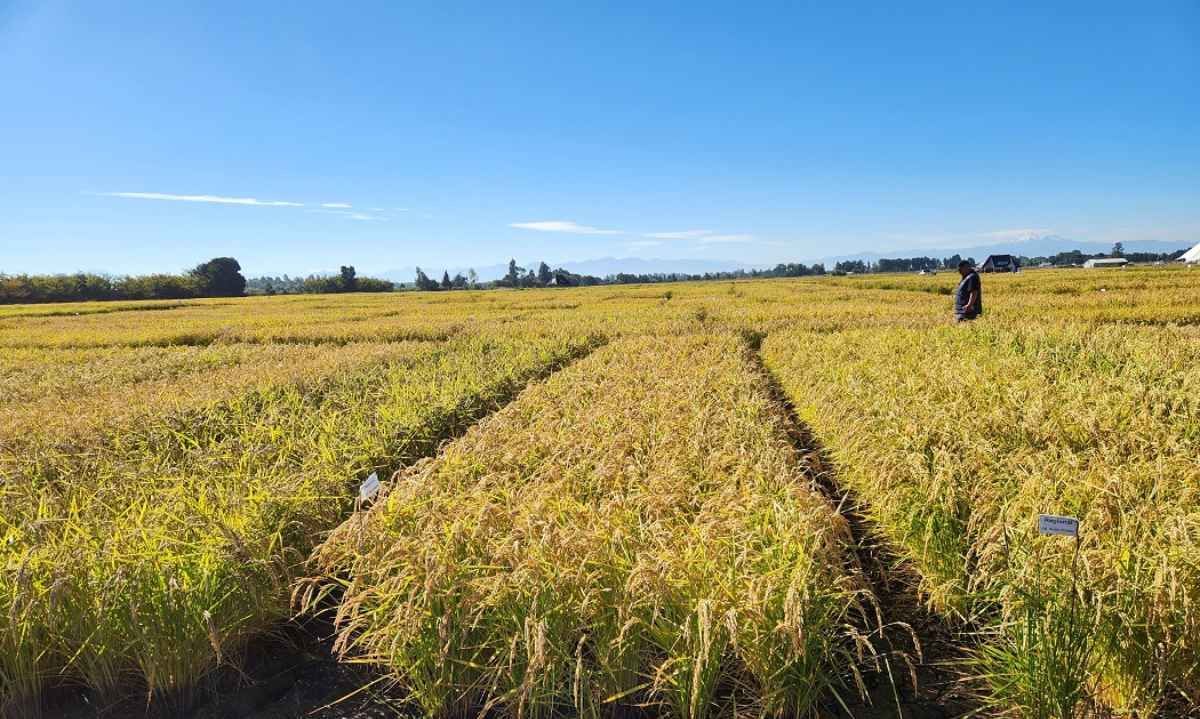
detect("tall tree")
[414,267,437,291]
[502,259,524,287]
[467,268,478,288]
[441,271,452,290]
[339,265,358,291]
[1112,242,1125,257]
[537,261,552,285]
[190,257,246,297]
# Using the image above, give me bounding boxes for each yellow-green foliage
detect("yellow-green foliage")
[1,265,1199,717]
[1,329,599,714]
[764,323,1200,716]
[308,335,859,719]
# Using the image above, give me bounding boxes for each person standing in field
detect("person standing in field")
[955,260,982,321]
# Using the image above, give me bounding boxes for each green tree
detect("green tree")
[502,259,526,287]
[537,261,552,285]
[190,257,246,297]
[339,265,358,291]
[441,271,452,290]
[414,267,438,291]
[1112,242,1125,257]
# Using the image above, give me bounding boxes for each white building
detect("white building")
[1083,258,1129,269]
[1181,242,1200,264]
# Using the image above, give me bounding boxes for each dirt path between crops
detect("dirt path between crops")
[750,346,983,719]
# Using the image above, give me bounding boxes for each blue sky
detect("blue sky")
[1,1,1197,276]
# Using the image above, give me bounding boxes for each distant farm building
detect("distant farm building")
[1181,242,1200,264]
[1083,257,1129,269]
[980,254,1019,273]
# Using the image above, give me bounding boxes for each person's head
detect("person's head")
[958,260,974,277]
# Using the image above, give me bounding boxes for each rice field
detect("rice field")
[2,266,1199,717]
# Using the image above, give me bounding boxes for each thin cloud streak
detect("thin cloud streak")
[510,220,624,235]
[321,202,352,208]
[305,209,386,221]
[697,234,754,244]
[97,191,304,207]
[644,229,714,240]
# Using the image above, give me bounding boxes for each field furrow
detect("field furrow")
[0,329,602,716]
[763,324,1200,716]
[307,334,864,719]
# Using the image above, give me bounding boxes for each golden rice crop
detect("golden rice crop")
[0,295,468,348]
[305,334,862,719]
[0,342,410,453]
[763,322,1200,716]
[2,265,1198,717]
[0,330,599,715]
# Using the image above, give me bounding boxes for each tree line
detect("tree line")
[836,244,1187,275]
[0,257,248,304]
[408,259,833,291]
[6,244,1190,304]
[0,258,395,304]
[246,266,394,295]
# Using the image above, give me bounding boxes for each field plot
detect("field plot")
[1,265,1200,718]
[307,334,860,718]
[765,322,1200,716]
[1,325,599,715]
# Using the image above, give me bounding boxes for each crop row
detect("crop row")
[763,323,1200,716]
[0,329,600,716]
[307,334,862,719]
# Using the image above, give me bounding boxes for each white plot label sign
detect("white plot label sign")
[359,472,381,502]
[1037,514,1079,537]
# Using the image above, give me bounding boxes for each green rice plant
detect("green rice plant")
[975,530,1098,718]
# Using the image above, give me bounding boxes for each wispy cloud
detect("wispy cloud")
[510,220,624,235]
[643,229,714,240]
[98,191,304,207]
[697,233,754,244]
[626,239,663,248]
[321,202,352,209]
[306,209,386,221]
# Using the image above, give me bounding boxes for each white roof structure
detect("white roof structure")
[1083,257,1129,268]
[1181,242,1200,264]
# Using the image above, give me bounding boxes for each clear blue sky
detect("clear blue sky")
[2,1,1197,276]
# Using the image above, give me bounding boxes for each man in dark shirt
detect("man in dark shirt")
[955,260,982,321]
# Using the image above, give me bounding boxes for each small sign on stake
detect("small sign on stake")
[359,472,381,502]
[1037,514,1079,537]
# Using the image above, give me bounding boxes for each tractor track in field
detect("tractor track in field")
[748,342,983,719]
